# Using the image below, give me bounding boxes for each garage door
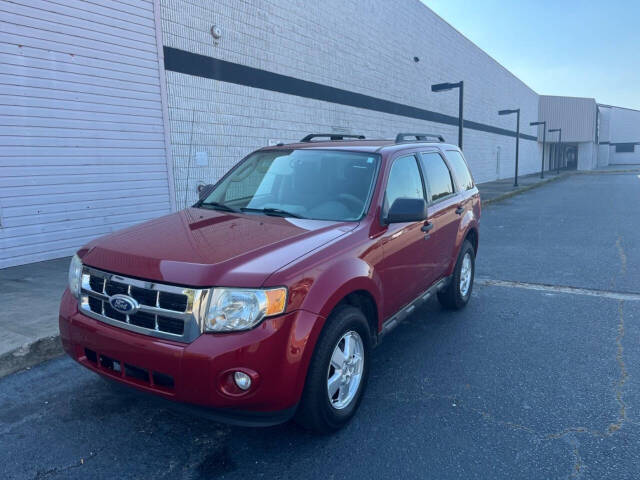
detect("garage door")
[0,0,173,268]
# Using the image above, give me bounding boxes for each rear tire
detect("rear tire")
[294,305,371,433]
[437,239,475,310]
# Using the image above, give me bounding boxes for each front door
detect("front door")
[379,154,431,318]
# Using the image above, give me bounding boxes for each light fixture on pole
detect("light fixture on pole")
[431,81,464,149]
[499,109,521,186]
[530,121,547,179]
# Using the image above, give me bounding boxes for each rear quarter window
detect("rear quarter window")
[445,150,474,191]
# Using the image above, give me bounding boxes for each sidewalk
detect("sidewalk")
[477,170,570,205]
[475,164,640,205]
[1,165,632,377]
[579,164,640,174]
[0,257,69,376]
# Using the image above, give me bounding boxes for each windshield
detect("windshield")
[198,149,380,221]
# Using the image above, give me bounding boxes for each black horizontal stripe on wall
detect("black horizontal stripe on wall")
[164,47,538,142]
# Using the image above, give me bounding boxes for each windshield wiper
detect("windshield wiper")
[240,207,303,218]
[197,201,238,213]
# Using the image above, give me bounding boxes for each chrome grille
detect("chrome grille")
[79,266,209,343]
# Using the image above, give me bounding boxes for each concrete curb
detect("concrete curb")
[0,335,64,379]
[575,168,640,175]
[482,172,572,206]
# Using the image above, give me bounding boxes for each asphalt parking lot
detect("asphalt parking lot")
[1,172,639,479]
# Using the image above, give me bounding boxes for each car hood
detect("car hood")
[81,208,356,287]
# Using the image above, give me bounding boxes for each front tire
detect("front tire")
[437,239,475,310]
[295,305,371,433]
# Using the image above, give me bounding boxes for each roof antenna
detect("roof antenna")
[183,108,196,209]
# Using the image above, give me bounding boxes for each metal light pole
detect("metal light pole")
[558,129,562,174]
[499,109,520,186]
[530,121,546,178]
[549,128,562,174]
[431,81,464,149]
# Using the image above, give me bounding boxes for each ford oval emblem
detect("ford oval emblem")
[109,294,139,314]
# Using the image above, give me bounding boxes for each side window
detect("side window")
[420,152,454,201]
[384,155,424,211]
[445,150,474,191]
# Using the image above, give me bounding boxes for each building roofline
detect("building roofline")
[539,94,597,102]
[416,0,538,96]
[597,103,640,113]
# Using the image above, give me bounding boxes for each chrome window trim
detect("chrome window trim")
[78,266,209,343]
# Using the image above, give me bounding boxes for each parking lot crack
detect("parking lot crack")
[616,236,627,275]
[545,427,598,440]
[602,236,629,433]
[607,300,628,434]
[470,406,538,435]
[32,447,104,480]
[568,440,584,479]
[609,236,627,291]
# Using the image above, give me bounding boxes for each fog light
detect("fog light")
[234,371,252,391]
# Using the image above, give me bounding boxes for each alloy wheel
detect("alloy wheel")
[326,331,364,410]
[459,252,473,297]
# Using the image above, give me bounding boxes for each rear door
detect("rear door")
[418,150,463,282]
[443,148,477,237]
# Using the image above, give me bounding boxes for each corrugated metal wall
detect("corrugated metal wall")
[609,106,640,143]
[538,96,597,143]
[608,106,640,164]
[0,0,173,268]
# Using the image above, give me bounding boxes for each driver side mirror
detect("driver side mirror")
[384,198,428,224]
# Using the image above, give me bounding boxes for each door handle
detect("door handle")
[421,222,434,233]
[455,206,464,215]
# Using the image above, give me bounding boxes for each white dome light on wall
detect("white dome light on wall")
[210,25,222,40]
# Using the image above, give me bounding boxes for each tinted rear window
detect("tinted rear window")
[445,150,474,190]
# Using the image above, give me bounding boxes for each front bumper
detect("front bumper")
[59,289,322,422]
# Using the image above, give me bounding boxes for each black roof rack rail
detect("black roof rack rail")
[395,133,445,143]
[300,134,366,142]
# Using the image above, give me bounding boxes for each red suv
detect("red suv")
[59,133,481,432]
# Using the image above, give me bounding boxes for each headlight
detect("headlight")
[203,287,287,332]
[68,254,83,298]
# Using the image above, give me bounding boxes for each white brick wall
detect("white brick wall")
[160,0,543,208]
